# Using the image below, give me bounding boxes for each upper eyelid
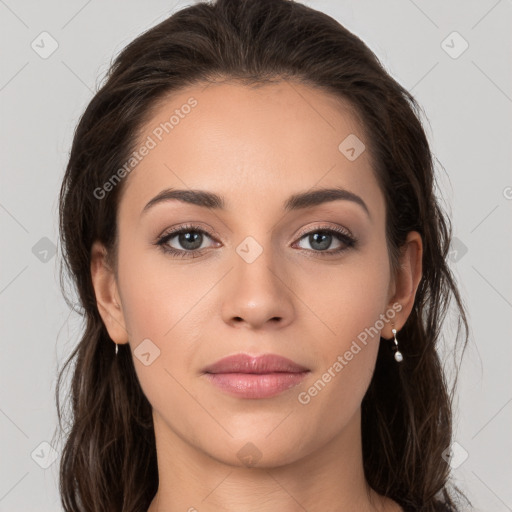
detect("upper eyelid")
[295,224,353,239]
[159,223,220,241]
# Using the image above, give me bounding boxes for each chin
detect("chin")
[199,429,312,470]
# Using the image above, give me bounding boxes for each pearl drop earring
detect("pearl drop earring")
[391,328,403,362]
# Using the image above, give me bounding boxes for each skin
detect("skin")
[91,80,422,512]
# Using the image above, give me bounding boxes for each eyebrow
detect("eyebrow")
[141,187,370,218]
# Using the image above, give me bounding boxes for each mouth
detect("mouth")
[202,353,310,399]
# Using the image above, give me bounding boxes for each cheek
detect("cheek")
[297,241,391,400]
[117,238,209,344]
[116,241,218,408]
[298,245,391,347]
[116,245,213,435]
[294,261,390,442]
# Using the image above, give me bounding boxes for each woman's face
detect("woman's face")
[94,80,417,468]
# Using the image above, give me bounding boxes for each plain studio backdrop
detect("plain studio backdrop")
[0,1,511,511]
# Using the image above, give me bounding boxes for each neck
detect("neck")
[147,408,400,512]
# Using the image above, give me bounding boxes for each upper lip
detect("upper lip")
[202,353,309,374]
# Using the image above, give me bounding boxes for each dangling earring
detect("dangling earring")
[115,343,118,356]
[391,327,403,362]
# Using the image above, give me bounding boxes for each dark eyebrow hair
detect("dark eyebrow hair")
[141,187,370,218]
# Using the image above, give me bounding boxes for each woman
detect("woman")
[55,0,471,510]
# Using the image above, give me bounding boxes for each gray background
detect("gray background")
[1,0,511,510]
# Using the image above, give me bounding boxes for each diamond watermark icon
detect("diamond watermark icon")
[237,442,263,467]
[236,236,263,264]
[338,134,366,161]
[32,236,57,263]
[441,31,469,59]
[448,237,468,263]
[31,31,59,59]
[31,441,59,469]
[134,338,161,366]
[441,441,469,469]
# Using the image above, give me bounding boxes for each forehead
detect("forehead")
[117,80,383,221]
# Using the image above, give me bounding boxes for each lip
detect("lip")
[203,353,309,374]
[202,353,310,399]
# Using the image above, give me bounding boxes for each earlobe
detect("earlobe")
[90,240,129,345]
[383,231,423,339]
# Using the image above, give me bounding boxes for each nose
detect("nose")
[221,247,295,331]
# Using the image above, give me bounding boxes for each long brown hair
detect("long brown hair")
[54,0,472,510]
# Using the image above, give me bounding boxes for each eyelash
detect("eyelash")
[155,223,358,259]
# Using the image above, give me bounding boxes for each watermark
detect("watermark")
[441,441,469,469]
[237,441,263,467]
[32,236,57,263]
[236,236,264,264]
[448,236,468,263]
[441,31,469,60]
[31,441,59,469]
[133,338,161,366]
[298,302,402,405]
[503,186,512,200]
[31,31,59,59]
[338,133,366,161]
[93,97,198,200]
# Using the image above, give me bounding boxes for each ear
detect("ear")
[90,240,129,345]
[382,231,423,339]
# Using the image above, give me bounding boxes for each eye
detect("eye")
[155,224,219,258]
[293,226,357,256]
[155,223,357,259]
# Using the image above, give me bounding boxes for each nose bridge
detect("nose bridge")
[234,232,282,298]
[221,231,295,329]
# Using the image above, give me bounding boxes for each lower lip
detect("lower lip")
[204,371,309,399]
